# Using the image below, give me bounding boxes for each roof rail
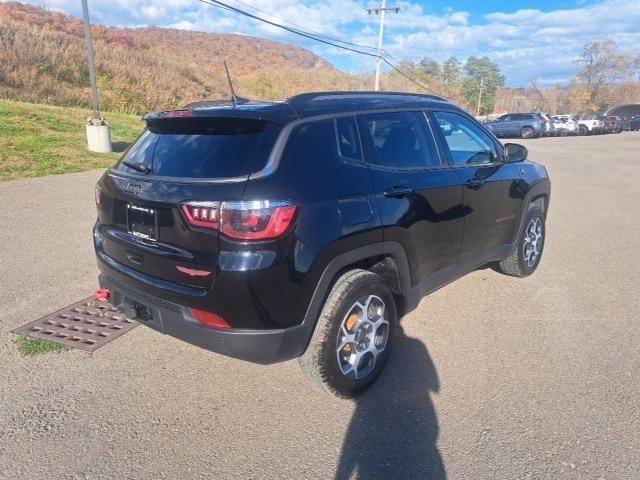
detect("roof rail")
[286,91,446,104]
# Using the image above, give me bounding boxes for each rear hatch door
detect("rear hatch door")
[96,114,281,290]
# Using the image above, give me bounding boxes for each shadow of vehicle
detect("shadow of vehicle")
[335,325,446,480]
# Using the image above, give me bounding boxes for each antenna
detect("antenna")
[223,60,238,106]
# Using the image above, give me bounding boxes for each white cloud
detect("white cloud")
[21,0,640,86]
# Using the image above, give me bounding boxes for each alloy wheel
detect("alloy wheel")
[522,127,534,139]
[523,217,543,267]
[336,295,390,380]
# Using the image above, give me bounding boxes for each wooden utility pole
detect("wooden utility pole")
[367,1,400,91]
[81,0,100,120]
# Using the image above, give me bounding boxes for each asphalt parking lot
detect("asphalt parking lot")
[1,132,639,479]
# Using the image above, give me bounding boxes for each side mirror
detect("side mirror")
[504,143,528,163]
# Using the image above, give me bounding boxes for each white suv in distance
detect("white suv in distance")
[538,113,556,136]
[552,115,578,135]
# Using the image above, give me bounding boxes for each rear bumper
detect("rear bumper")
[98,273,311,364]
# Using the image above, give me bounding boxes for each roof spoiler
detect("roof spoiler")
[182,98,252,109]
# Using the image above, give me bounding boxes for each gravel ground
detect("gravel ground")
[0,133,639,479]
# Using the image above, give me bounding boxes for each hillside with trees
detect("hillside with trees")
[0,2,507,115]
[0,2,364,113]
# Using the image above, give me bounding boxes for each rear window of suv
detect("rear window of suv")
[115,117,281,179]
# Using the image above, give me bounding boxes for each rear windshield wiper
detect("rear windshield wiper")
[122,160,151,174]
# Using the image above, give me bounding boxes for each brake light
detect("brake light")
[181,203,220,229]
[181,200,297,241]
[190,308,230,329]
[221,201,297,240]
[95,185,102,207]
[162,110,193,118]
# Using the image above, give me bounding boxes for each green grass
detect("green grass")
[0,99,143,181]
[16,336,69,356]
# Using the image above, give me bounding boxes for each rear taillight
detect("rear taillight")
[190,308,230,329]
[221,201,297,240]
[95,185,101,207]
[162,109,193,118]
[181,203,220,229]
[181,200,297,241]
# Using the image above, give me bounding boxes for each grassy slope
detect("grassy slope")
[0,99,142,181]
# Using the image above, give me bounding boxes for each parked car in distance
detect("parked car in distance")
[598,116,615,134]
[630,115,640,131]
[94,91,551,397]
[486,113,547,138]
[551,115,578,135]
[538,113,557,137]
[618,117,630,131]
[606,116,624,133]
[575,115,604,135]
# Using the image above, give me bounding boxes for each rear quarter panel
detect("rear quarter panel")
[241,118,382,328]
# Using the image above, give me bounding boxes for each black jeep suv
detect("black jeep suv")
[94,92,550,397]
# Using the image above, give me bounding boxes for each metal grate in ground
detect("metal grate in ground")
[13,298,138,352]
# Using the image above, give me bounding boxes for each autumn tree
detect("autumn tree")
[461,57,505,115]
[442,57,462,87]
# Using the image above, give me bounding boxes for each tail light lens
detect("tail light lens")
[181,203,220,229]
[181,200,297,241]
[95,185,102,207]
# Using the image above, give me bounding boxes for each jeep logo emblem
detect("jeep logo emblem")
[124,182,142,195]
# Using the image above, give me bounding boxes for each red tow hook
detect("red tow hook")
[93,288,111,301]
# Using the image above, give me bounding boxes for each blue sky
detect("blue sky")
[18,0,640,87]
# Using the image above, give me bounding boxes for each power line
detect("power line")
[228,0,378,51]
[198,0,380,57]
[196,0,432,93]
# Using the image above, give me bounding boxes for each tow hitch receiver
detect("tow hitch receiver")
[117,299,152,322]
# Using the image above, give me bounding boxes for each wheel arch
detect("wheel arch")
[512,181,551,244]
[298,242,414,354]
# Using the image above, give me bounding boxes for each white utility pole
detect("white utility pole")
[368,2,399,91]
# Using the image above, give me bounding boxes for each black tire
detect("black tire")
[578,125,588,136]
[299,269,397,398]
[496,202,546,277]
[521,127,535,139]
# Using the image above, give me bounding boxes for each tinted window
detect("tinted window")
[433,111,498,166]
[118,130,156,172]
[115,118,280,178]
[285,120,339,162]
[357,111,441,169]
[335,116,361,160]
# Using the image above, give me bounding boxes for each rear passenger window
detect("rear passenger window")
[285,120,338,163]
[335,116,361,160]
[357,111,441,169]
[433,111,497,166]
